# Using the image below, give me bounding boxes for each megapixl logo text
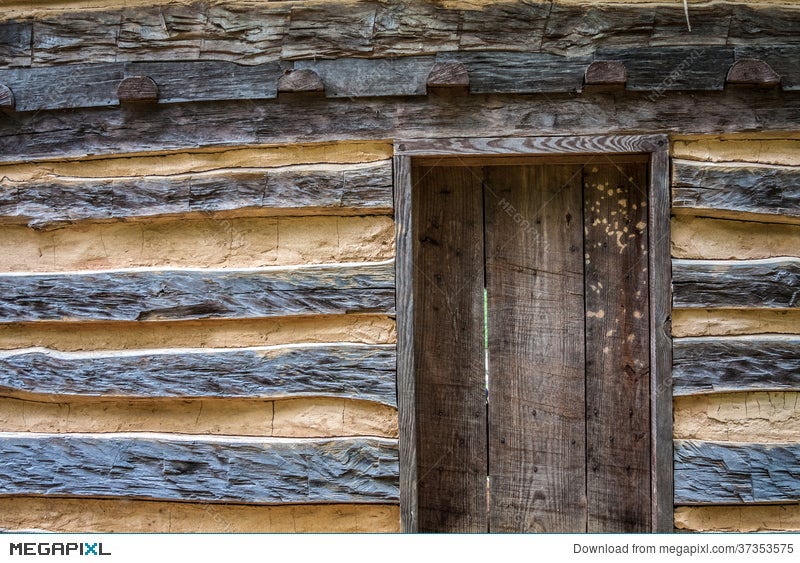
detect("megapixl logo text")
[10,542,111,556]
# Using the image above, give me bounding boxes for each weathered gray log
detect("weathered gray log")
[675,440,800,504]
[0,434,399,503]
[673,258,800,309]
[672,161,800,220]
[0,61,283,111]
[0,344,397,406]
[593,47,732,91]
[277,69,324,94]
[673,337,800,396]
[438,52,590,94]
[726,59,781,87]
[293,57,434,97]
[0,161,392,228]
[2,90,798,164]
[117,76,159,104]
[736,46,800,90]
[0,262,395,322]
[5,2,799,67]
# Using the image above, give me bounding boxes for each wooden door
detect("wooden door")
[413,158,651,533]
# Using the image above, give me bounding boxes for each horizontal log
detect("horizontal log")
[736,46,800,91]
[672,161,800,220]
[0,396,399,438]
[0,497,400,533]
[294,57,433,98]
[674,505,800,532]
[0,262,395,322]
[674,440,800,504]
[4,3,799,67]
[673,336,800,396]
[0,434,399,504]
[0,344,397,406]
[673,258,800,309]
[2,90,798,164]
[0,162,392,228]
[674,392,800,443]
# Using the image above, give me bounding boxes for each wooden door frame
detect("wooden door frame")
[393,135,673,533]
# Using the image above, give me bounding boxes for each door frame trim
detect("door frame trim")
[394,135,673,533]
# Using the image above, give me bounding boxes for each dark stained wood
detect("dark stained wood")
[726,59,781,87]
[293,57,434,98]
[0,161,392,228]
[674,440,800,505]
[584,61,627,90]
[0,434,399,504]
[673,337,800,396]
[117,76,159,103]
[736,46,800,90]
[0,84,13,110]
[673,258,800,309]
[0,262,395,322]
[583,162,651,532]
[426,62,469,89]
[647,142,674,533]
[0,345,396,406]
[393,155,417,532]
[595,47,732,91]
[5,2,800,69]
[4,90,798,164]
[413,165,487,533]
[672,161,800,221]
[484,164,586,532]
[277,69,324,93]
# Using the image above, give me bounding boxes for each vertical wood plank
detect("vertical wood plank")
[485,164,586,532]
[394,154,417,532]
[413,164,487,532]
[583,161,651,532]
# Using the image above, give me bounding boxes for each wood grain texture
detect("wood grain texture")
[0,161,392,228]
[0,84,13,109]
[4,3,799,67]
[397,134,665,156]
[293,57,433,98]
[117,76,158,103]
[0,497,400,533]
[277,69,324,93]
[583,162,650,532]
[485,164,586,532]
[0,434,399,504]
[413,165,487,533]
[0,344,396,406]
[672,336,800,396]
[726,59,781,87]
[584,60,626,88]
[672,161,800,221]
[0,262,395,322]
[426,62,468,89]
[1,91,798,164]
[674,440,800,505]
[672,258,800,309]
[736,46,800,91]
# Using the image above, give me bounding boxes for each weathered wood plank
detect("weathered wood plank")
[736,46,800,91]
[0,161,392,228]
[413,165,487,532]
[594,47,731,91]
[397,134,664,156]
[0,262,395,322]
[672,161,800,220]
[673,258,800,309]
[674,440,800,504]
[0,61,283,111]
[673,337,800,396]
[3,91,795,164]
[0,344,397,406]
[4,3,800,69]
[486,164,586,532]
[0,434,399,504]
[584,162,651,532]
[293,57,433,98]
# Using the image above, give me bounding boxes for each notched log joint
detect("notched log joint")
[584,61,627,92]
[426,62,469,95]
[0,84,14,112]
[117,76,159,105]
[726,59,781,88]
[277,69,325,98]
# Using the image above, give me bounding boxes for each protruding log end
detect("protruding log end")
[0,84,15,112]
[584,61,627,92]
[726,59,781,87]
[426,62,469,94]
[278,69,324,96]
[117,76,159,104]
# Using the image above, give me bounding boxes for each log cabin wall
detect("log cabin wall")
[0,0,799,533]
